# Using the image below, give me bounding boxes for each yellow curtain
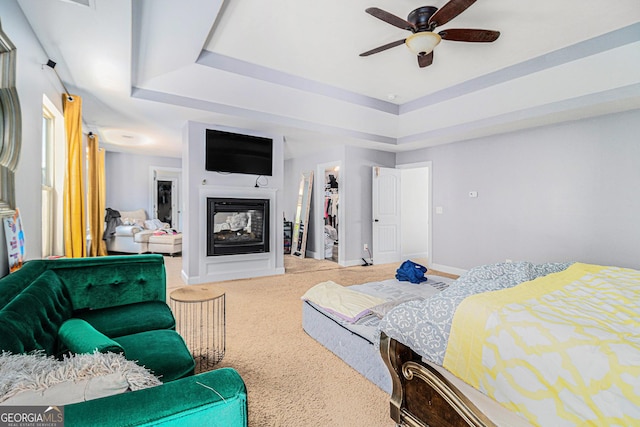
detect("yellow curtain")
[63,94,87,258]
[88,133,107,256]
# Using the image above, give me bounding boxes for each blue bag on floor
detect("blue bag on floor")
[395,260,428,284]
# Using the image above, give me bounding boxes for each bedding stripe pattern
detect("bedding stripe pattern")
[444,263,640,426]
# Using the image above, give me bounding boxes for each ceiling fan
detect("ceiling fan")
[360,0,500,68]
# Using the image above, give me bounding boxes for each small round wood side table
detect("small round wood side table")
[169,285,225,373]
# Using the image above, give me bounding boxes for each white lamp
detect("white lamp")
[405,32,442,55]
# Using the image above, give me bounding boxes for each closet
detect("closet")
[323,167,339,261]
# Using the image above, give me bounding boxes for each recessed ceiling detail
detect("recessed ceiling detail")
[359,2,500,68]
[15,0,640,159]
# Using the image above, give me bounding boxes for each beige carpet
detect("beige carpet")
[164,256,455,427]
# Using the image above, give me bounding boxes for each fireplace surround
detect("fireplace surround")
[206,197,270,256]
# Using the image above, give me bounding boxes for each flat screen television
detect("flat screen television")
[205,129,273,176]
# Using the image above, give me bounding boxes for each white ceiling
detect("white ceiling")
[17,0,640,159]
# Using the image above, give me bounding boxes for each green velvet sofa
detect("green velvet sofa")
[0,254,247,426]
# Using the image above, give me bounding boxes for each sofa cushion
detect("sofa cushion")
[114,225,143,236]
[0,259,47,307]
[75,300,176,338]
[115,330,195,382]
[134,229,154,243]
[148,233,183,245]
[119,209,147,222]
[51,255,166,311]
[0,270,73,355]
[64,368,247,427]
[58,318,124,354]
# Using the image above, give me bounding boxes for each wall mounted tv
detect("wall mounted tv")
[205,129,273,176]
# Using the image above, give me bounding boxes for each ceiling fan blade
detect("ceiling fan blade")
[428,0,477,27]
[359,39,406,57]
[418,51,434,68]
[439,28,500,42]
[365,7,416,31]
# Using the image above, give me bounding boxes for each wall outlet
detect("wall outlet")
[363,243,368,251]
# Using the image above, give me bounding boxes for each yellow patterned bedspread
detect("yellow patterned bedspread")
[443,263,640,426]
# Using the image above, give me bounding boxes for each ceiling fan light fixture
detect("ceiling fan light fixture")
[405,32,441,55]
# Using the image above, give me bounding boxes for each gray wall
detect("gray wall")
[397,109,640,271]
[105,151,181,216]
[344,146,395,265]
[284,145,345,257]
[284,145,395,265]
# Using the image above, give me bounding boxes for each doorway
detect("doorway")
[156,179,175,226]
[372,163,431,265]
[150,167,182,230]
[315,162,343,265]
[323,166,340,262]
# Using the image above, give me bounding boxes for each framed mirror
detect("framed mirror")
[0,20,21,216]
[291,171,313,258]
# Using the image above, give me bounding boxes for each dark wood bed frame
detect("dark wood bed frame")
[380,333,497,427]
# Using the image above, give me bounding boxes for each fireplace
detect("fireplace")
[207,198,270,256]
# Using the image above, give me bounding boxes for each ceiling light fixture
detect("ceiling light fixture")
[405,32,441,56]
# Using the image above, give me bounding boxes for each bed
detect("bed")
[304,261,640,427]
[301,275,455,394]
[379,262,640,427]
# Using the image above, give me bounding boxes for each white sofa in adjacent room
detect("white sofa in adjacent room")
[105,209,154,254]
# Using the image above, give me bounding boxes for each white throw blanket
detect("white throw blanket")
[0,351,161,405]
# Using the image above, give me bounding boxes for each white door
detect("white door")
[372,167,402,265]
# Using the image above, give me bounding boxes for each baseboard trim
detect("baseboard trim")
[430,263,467,277]
[402,252,428,260]
[345,258,365,267]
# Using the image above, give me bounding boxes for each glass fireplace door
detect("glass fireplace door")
[207,198,269,256]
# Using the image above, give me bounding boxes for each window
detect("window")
[42,114,54,187]
[41,108,55,257]
[41,96,65,258]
